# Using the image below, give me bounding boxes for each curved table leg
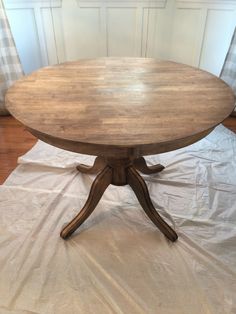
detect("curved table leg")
[134,157,164,174]
[76,156,107,174]
[127,166,178,242]
[60,166,112,239]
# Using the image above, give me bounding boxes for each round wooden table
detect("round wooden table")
[6,58,235,242]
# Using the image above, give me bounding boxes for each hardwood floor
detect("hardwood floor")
[0,115,236,185]
[0,116,37,184]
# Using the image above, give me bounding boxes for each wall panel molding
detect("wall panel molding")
[177,0,236,9]
[4,0,62,9]
[77,0,167,8]
[4,0,62,71]
[172,0,236,74]
[4,0,236,76]
[76,0,167,58]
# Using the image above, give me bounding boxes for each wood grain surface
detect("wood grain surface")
[5,58,235,158]
[0,116,36,184]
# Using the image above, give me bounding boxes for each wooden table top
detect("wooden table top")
[6,58,235,158]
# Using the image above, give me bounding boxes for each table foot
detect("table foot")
[61,157,177,242]
[134,157,165,174]
[76,156,107,174]
[60,166,112,239]
[127,166,178,242]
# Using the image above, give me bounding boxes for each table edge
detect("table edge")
[26,124,216,158]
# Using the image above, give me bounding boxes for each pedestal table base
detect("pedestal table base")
[60,156,178,242]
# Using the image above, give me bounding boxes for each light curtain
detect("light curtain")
[220,27,236,116]
[0,0,23,115]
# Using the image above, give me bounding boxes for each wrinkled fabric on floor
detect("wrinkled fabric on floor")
[0,124,236,314]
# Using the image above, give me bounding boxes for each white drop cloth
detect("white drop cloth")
[0,125,236,314]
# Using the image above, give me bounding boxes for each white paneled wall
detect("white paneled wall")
[4,0,64,73]
[199,9,236,75]
[172,0,236,75]
[61,0,169,60]
[6,7,43,73]
[4,0,236,76]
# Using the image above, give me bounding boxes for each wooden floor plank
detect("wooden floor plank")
[0,116,37,184]
[0,116,235,185]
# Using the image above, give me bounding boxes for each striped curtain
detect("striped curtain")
[0,0,23,115]
[220,27,236,117]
